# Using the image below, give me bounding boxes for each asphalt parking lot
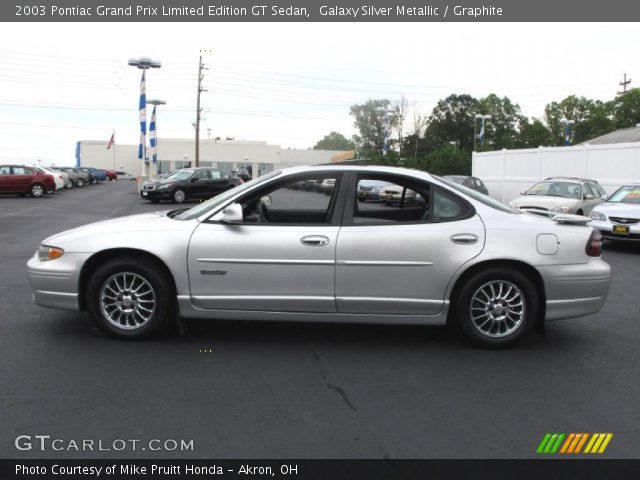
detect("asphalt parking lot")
[1,180,639,459]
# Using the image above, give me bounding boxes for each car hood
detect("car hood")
[42,211,195,249]
[511,195,579,209]
[592,202,640,218]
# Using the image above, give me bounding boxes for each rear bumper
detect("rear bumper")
[26,252,91,311]
[537,258,611,320]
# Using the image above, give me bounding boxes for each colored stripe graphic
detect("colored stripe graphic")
[539,433,613,454]
[584,433,613,454]
[537,433,565,454]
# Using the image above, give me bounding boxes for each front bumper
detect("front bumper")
[537,258,611,321]
[590,219,640,241]
[27,252,91,311]
[141,188,171,200]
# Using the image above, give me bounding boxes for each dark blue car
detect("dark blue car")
[78,167,108,184]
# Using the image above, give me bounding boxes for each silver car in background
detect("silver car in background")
[26,165,611,347]
[590,184,640,242]
[510,177,607,217]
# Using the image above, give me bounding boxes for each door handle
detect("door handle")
[300,235,330,247]
[450,233,478,245]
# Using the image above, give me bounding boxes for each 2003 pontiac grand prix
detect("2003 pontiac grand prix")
[27,165,612,347]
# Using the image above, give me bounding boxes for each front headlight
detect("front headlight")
[551,206,571,213]
[157,184,170,190]
[591,211,606,221]
[38,245,64,261]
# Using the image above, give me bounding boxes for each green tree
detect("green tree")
[424,146,471,175]
[515,118,553,148]
[544,96,614,145]
[612,89,640,129]
[422,94,479,153]
[476,94,527,150]
[349,99,398,155]
[313,131,355,151]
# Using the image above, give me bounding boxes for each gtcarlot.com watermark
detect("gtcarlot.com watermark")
[15,434,194,452]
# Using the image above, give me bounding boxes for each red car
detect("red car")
[0,165,56,197]
[105,170,118,181]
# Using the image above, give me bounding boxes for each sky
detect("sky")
[0,22,638,165]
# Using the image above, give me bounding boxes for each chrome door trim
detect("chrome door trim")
[193,295,335,302]
[336,260,433,267]
[196,258,335,265]
[336,296,442,305]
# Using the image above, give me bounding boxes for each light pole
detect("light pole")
[376,105,395,155]
[128,57,161,178]
[474,113,492,151]
[560,118,575,146]
[148,99,166,176]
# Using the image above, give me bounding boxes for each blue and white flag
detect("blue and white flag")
[478,122,485,146]
[138,70,147,160]
[149,105,157,163]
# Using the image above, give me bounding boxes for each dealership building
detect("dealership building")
[75,138,353,179]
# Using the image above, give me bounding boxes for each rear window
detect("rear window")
[436,175,517,214]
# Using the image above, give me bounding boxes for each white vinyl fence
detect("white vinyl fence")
[472,142,640,203]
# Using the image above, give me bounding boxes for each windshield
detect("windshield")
[175,170,282,220]
[525,181,581,199]
[608,186,640,204]
[436,175,518,214]
[167,169,194,181]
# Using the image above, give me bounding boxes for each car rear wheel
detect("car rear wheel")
[65,183,73,189]
[77,179,85,187]
[30,183,44,197]
[172,188,186,203]
[453,267,538,348]
[86,256,175,338]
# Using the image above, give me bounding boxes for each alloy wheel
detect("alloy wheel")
[31,184,44,197]
[469,280,525,338]
[99,272,156,330]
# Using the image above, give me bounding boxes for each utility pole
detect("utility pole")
[195,55,208,167]
[618,73,632,96]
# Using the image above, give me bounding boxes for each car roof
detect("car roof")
[544,176,599,183]
[292,163,436,180]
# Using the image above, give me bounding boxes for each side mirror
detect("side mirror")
[584,194,594,200]
[520,191,526,195]
[218,203,243,224]
[191,177,199,183]
[601,194,608,201]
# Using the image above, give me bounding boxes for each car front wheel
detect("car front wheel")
[172,188,186,203]
[454,267,539,348]
[77,179,85,187]
[86,256,174,338]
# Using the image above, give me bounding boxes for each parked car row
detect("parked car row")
[0,164,122,198]
[471,174,640,244]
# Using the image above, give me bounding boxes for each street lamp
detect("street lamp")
[474,114,492,151]
[376,105,395,155]
[560,118,576,146]
[148,99,166,176]
[128,57,161,178]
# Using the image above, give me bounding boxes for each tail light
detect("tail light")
[586,229,602,257]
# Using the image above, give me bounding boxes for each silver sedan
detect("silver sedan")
[26,165,612,347]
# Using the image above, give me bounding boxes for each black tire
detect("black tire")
[453,267,539,348]
[172,188,186,204]
[76,179,85,187]
[65,183,73,190]
[86,256,175,339]
[358,197,365,202]
[30,183,45,197]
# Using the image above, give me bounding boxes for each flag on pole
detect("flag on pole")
[149,105,158,163]
[138,70,147,160]
[478,122,485,145]
[106,131,115,150]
